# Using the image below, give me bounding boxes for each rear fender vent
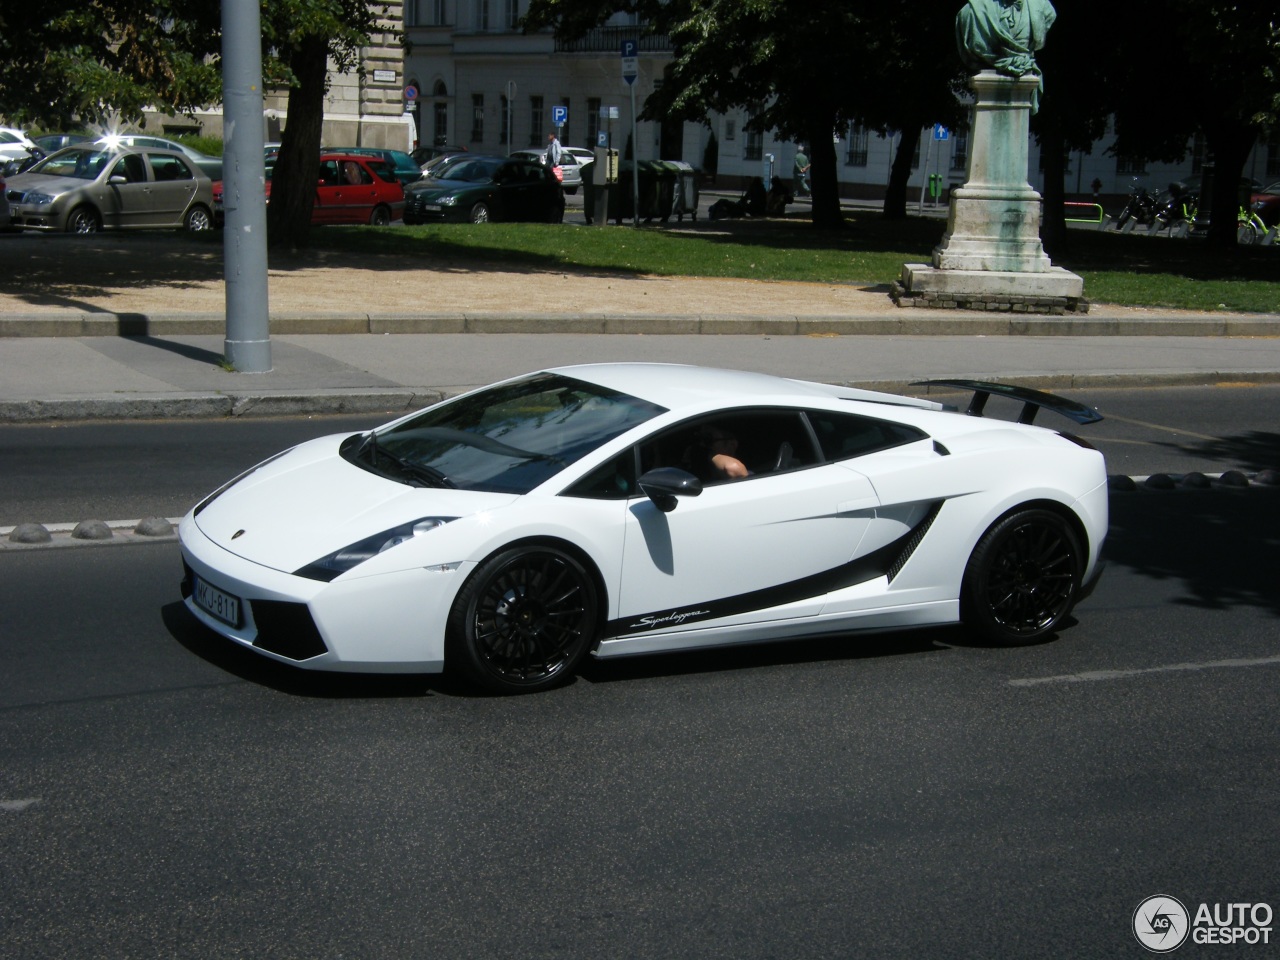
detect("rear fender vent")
[887,501,943,582]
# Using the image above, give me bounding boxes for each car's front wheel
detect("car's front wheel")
[469,202,490,224]
[66,205,101,234]
[962,508,1082,645]
[447,545,599,694]
[184,204,213,232]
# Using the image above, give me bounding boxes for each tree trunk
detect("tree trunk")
[1204,121,1259,250]
[805,117,844,228]
[883,125,922,219]
[267,35,329,251]
[1038,125,1067,256]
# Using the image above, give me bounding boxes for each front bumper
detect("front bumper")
[178,514,457,673]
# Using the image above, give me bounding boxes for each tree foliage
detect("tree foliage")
[0,1,222,129]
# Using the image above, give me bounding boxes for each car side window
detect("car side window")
[805,410,928,462]
[148,154,192,182]
[639,410,816,485]
[563,450,638,500]
[111,155,146,183]
[319,160,342,186]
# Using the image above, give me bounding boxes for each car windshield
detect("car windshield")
[29,147,113,180]
[344,373,666,494]
[437,158,502,182]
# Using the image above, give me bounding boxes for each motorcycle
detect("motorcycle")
[1113,180,1159,231]
[1151,180,1198,235]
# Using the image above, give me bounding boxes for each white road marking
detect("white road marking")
[1,798,41,812]
[1010,654,1280,686]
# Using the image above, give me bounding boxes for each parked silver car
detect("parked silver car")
[6,144,216,234]
[508,148,583,194]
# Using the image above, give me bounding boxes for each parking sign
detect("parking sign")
[552,105,567,128]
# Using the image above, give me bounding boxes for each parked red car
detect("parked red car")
[1250,181,1280,228]
[213,153,404,226]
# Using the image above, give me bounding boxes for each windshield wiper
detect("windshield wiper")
[359,431,455,488]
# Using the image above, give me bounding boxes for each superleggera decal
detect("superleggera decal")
[605,503,942,638]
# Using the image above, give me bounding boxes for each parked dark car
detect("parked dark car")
[403,155,565,224]
[412,143,468,166]
[322,146,421,187]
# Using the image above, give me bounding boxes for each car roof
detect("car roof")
[540,363,896,411]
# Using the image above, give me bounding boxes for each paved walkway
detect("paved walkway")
[2,232,1278,421]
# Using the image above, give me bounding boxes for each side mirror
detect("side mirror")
[638,467,702,513]
[108,174,128,185]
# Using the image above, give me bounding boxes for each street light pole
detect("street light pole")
[221,0,271,373]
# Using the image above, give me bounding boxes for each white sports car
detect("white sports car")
[179,364,1108,693]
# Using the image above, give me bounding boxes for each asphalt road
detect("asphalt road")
[2,383,1277,958]
[2,484,1278,958]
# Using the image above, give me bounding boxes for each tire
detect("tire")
[469,202,490,224]
[66,206,101,234]
[1237,220,1260,245]
[369,204,391,226]
[962,508,1082,645]
[184,204,213,232]
[446,545,599,694]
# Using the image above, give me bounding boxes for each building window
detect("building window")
[587,97,601,148]
[845,124,868,167]
[743,107,762,160]
[724,115,735,141]
[1116,156,1148,176]
[950,132,968,172]
[499,95,509,145]
[479,0,490,30]
[529,95,544,147]
[430,0,447,25]
[506,0,519,28]
[470,93,484,143]
[433,101,448,146]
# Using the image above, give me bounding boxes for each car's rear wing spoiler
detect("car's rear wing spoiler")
[910,380,1103,426]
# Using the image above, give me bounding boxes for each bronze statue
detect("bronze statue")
[956,0,1057,109]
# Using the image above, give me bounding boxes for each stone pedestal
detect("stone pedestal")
[895,71,1085,314]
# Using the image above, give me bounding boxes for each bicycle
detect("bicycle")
[1236,204,1270,245]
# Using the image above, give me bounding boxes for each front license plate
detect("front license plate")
[423,203,442,211]
[194,577,241,627]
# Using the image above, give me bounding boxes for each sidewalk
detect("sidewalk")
[2,233,1279,421]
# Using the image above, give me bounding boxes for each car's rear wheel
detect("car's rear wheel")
[369,204,391,226]
[66,205,101,234]
[469,202,490,224]
[184,204,213,232]
[962,508,1082,645]
[447,545,598,694]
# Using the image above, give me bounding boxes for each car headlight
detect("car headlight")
[438,195,458,206]
[293,517,457,582]
[25,192,55,205]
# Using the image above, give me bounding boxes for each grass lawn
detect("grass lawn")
[316,210,1280,313]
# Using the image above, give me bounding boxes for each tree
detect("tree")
[263,1,393,250]
[524,0,966,227]
[1103,1,1280,248]
[0,1,221,129]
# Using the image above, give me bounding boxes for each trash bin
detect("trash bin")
[667,161,699,222]
[614,161,675,223]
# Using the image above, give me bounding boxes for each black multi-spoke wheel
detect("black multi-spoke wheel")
[962,509,1082,645]
[448,545,598,693]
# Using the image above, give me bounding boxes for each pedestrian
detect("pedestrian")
[546,131,563,169]
[793,146,810,198]
[1091,177,1102,200]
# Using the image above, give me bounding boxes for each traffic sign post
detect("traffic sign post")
[622,40,639,226]
[552,105,567,129]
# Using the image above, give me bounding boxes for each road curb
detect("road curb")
[2,311,1280,338]
[3,375,1279,423]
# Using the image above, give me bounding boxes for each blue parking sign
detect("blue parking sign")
[552,105,567,128]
